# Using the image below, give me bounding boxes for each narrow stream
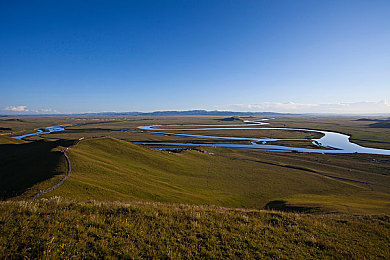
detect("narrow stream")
[12,125,74,140]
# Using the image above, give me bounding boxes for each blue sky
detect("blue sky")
[0,0,389,114]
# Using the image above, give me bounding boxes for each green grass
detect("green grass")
[268,116,390,149]
[41,137,390,214]
[168,128,323,139]
[0,197,389,259]
[0,135,26,144]
[2,116,390,214]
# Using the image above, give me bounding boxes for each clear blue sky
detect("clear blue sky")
[1,0,389,114]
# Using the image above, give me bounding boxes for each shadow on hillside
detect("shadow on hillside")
[264,200,322,214]
[0,139,75,200]
[214,117,241,122]
[369,121,390,128]
[355,118,390,128]
[62,128,121,133]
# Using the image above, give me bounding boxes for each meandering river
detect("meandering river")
[12,125,74,140]
[136,120,390,155]
[12,120,390,155]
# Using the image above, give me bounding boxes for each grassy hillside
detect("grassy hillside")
[44,137,390,214]
[0,138,74,199]
[0,198,389,259]
[0,135,26,144]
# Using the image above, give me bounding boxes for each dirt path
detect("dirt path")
[32,137,102,199]
[33,150,71,199]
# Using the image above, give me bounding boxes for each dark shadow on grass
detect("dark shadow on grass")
[214,117,241,122]
[64,128,113,132]
[62,128,124,134]
[369,121,390,128]
[0,139,75,200]
[356,118,390,128]
[264,200,322,213]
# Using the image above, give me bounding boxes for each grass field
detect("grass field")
[28,137,388,214]
[1,116,390,213]
[160,128,324,139]
[1,197,389,259]
[267,116,390,149]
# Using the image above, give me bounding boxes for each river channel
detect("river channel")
[12,120,390,155]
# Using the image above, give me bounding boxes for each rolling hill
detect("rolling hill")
[36,137,390,214]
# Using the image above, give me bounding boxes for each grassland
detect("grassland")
[0,135,25,144]
[1,197,389,259]
[28,137,388,214]
[1,115,390,258]
[1,116,390,214]
[263,139,326,149]
[267,116,390,149]
[0,117,76,137]
[161,128,323,139]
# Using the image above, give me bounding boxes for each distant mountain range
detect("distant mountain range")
[1,110,294,117]
[2,110,390,117]
[75,110,290,117]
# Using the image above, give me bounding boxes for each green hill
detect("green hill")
[0,135,25,144]
[42,137,390,214]
[0,138,74,199]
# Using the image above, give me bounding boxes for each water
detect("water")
[136,121,390,155]
[12,125,74,140]
[11,120,390,155]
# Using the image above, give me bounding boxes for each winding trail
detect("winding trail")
[31,137,102,199]
[33,150,71,199]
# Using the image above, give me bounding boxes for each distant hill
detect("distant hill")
[217,116,242,121]
[356,118,390,128]
[77,110,290,117]
[2,110,390,117]
[0,110,293,117]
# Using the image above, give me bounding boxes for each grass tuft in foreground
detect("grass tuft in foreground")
[0,197,389,259]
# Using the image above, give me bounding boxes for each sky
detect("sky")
[0,0,389,114]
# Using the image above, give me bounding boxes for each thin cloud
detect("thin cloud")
[31,108,58,113]
[220,101,390,114]
[4,106,29,112]
[1,106,58,114]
